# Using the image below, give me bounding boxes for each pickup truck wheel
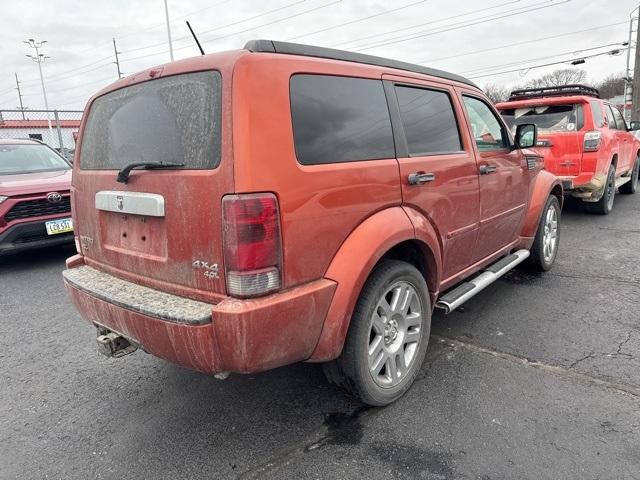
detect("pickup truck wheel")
[619,156,639,194]
[528,195,560,271]
[322,259,430,406]
[584,164,616,214]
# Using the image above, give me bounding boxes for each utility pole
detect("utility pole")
[632,6,640,123]
[14,73,27,120]
[24,38,53,136]
[112,38,123,79]
[163,0,175,61]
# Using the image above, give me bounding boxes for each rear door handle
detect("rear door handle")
[407,172,436,185]
[479,164,497,175]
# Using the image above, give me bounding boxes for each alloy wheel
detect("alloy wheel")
[368,281,423,388]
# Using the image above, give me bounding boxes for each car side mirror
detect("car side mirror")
[514,123,537,149]
[629,121,640,131]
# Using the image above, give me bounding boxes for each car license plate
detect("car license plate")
[45,218,73,235]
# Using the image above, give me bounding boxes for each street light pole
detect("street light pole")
[163,0,175,61]
[24,38,53,137]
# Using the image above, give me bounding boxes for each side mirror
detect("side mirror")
[514,123,537,149]
[629,121,640,131]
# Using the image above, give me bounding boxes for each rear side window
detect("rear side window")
[611,105,627,130]
[590,100,604,128]
[290,75,395,165]
[80,71,221,170]
[462,96,507,150]
[394,85,462,155]
[605,105,617,129]
[500,104,584,133]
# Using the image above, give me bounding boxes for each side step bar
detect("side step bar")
[435,249,530,314]
[615,176,631,189]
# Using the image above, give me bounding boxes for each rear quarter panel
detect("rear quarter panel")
[231,53,403,289]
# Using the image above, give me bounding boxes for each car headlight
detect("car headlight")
[0,196,8,204]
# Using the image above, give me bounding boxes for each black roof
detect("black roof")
[508,84,600,101]
[244,39,478,89]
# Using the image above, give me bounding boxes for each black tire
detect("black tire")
[584,164,616,215]
[619,156,639,194]
[322,259,431,406]
[527,195,561,271]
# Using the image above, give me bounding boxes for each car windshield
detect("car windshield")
[0,144,70,175]
[501,104,583,134]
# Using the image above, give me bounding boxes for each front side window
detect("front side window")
[290,75,395,165]
[501,104,584,134]
[0,144,70,175]
[80,71,222,170]
[394,85,462,156]
[462,96,507,150]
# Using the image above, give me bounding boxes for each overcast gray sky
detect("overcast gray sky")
[0,0,637,110]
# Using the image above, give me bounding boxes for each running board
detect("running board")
[615,176,631,188]
[435,249,530,314]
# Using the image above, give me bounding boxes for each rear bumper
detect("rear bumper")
[63,256,337,374]
[556,173,605,199]
[0,218,73,256]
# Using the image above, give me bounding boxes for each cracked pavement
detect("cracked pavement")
[1,195,639,479]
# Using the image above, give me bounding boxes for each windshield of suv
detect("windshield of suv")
[501,104,584,134]
[0,144,70,175]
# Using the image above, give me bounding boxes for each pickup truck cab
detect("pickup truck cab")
[63,40,562,405]
[497,85,640,214]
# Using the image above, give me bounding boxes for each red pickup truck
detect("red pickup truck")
[63,40,562,405]
[497,85,640,214]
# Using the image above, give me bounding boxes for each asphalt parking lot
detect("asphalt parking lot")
[1,194,639,480]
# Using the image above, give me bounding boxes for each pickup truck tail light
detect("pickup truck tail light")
[583,130,602,152]
[222,193,282,298]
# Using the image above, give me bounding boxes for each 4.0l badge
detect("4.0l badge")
[192,260,219,279]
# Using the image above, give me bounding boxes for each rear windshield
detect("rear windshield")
[79,70,221,170]
[500,104,584,134]
[0,144,70,175]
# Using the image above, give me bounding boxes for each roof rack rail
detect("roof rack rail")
[508,84,600,101]
[243,39,478,89]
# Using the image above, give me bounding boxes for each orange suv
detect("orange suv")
[63,40,562,405]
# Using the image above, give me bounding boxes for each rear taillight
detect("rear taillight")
[222,193,282,298]
[583,130,602,152]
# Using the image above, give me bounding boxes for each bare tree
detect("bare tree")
[483,83,510,104]
[524,68,588,88]
[594,73,626,99]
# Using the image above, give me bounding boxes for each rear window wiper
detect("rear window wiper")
[116,161,184,184]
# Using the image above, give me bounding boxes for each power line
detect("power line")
[418,21,627,64]
[285,0,426,41]
[19,54,113,85]
[352,0,571,52]
[120,0,307,55]
[120,0,343,64]
[468,47,628,79]
[461,42,628,76]
[330,0,522,48]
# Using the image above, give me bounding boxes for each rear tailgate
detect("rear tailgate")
[73,69,233,301]
[535,132,583,176]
